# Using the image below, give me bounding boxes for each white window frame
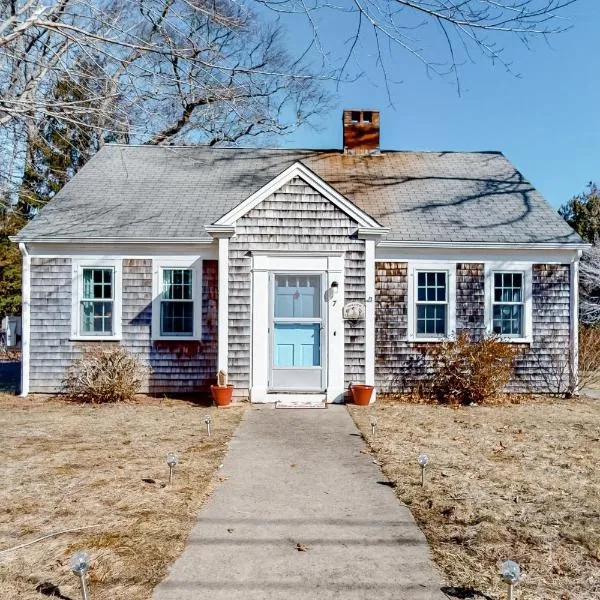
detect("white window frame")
[152,258,203,341]
[485,262,532,344]
[71,258,122,341]
[407,262,456,342]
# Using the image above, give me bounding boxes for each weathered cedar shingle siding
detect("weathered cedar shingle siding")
[143,259,218,394]
[456,263,486,337]
[228,177,366,392]
[30,258,74,392]
[374,261,571,394]
[375,262,428,393]
[28,258,218,394]
[510,264,571,393]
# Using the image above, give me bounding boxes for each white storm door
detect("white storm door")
[270,273,326,391]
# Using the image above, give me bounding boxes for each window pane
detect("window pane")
[417,271,446,303]
[416,304,447,336]
[493,304,522,336]
[161,301,193,335]
[83,269,112,300]
[81,301,113,334]
[274,323,320,367]
[274,275,321,318]
[162,269,192,300]
[494,271,523,303]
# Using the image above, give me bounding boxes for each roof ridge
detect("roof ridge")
[103,143,504,155]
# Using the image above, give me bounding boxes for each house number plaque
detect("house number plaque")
[343,302,366,320]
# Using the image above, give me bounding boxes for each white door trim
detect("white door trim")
[269,272,327,392]
[250,253,344,403]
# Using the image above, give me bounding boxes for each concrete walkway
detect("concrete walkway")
[153,405,445,600]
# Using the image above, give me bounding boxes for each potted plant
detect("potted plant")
[210,370,234,407]
[350,383,374,406]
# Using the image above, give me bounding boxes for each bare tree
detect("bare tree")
[256,0,579,91]
[0,0,580,209]
[0,0,329,208]
[580,244,600,325]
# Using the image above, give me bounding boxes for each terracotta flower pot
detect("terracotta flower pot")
[210,384,234,407]
[351,384,374,406]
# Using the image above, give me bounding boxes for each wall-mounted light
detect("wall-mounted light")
[330,281,339,296]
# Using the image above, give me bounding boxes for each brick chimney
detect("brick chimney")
[343,109,380,155]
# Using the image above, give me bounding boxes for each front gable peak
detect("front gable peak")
[207,162,388,238]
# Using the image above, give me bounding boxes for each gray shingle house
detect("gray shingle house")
[12,110,587,401]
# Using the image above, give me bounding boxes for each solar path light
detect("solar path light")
[70,551,91,600]
[370,416,377,437]
[204,415,212,437]
[166,452,178,485]
[501,560,521,600]
[418,454,429,487]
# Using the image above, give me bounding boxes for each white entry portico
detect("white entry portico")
[250,253,345,403]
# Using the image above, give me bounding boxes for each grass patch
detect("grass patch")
[0,394,244,599]
[349,396,600,600]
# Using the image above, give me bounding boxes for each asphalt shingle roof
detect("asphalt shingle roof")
[15,145,582,245]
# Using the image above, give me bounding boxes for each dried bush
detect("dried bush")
[425,333,520,405]
[578,325,600,390]
[63,347,148,403]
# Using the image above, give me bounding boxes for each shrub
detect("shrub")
[63,347,148,403]
[425,333,520,405]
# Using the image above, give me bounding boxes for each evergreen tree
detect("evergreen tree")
[559,182,600,243]
[0,210,24,320]
[16,70,107,220]
[1,69,112,319]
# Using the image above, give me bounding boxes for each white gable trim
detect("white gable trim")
[212,161,387,232]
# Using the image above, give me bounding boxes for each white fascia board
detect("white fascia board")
[26,242,218,259]
[213,161,383,230]
[376,245,583,265]
[12,237,215,244]
[377,240,591,251]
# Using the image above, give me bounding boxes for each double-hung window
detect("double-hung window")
[160,268,194,336]
[485,264,532,342]
[492,273,524,336]
[408,264,456,341]
[152,260,202,340]
[416,271,448,336]
[72,260,122,340]
[81,268,114,334]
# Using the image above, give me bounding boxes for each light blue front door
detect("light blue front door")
[270,274,325,390]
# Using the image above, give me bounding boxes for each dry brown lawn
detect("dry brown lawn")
[0,394,245,600]
[349,397,600,600]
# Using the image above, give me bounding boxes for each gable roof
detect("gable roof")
[14,144,583,246]
[212,161,386,231]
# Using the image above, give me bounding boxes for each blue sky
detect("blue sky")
[277,0,599,211]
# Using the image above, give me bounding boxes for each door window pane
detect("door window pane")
[274,323,321,367]
[274,275,321,318]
